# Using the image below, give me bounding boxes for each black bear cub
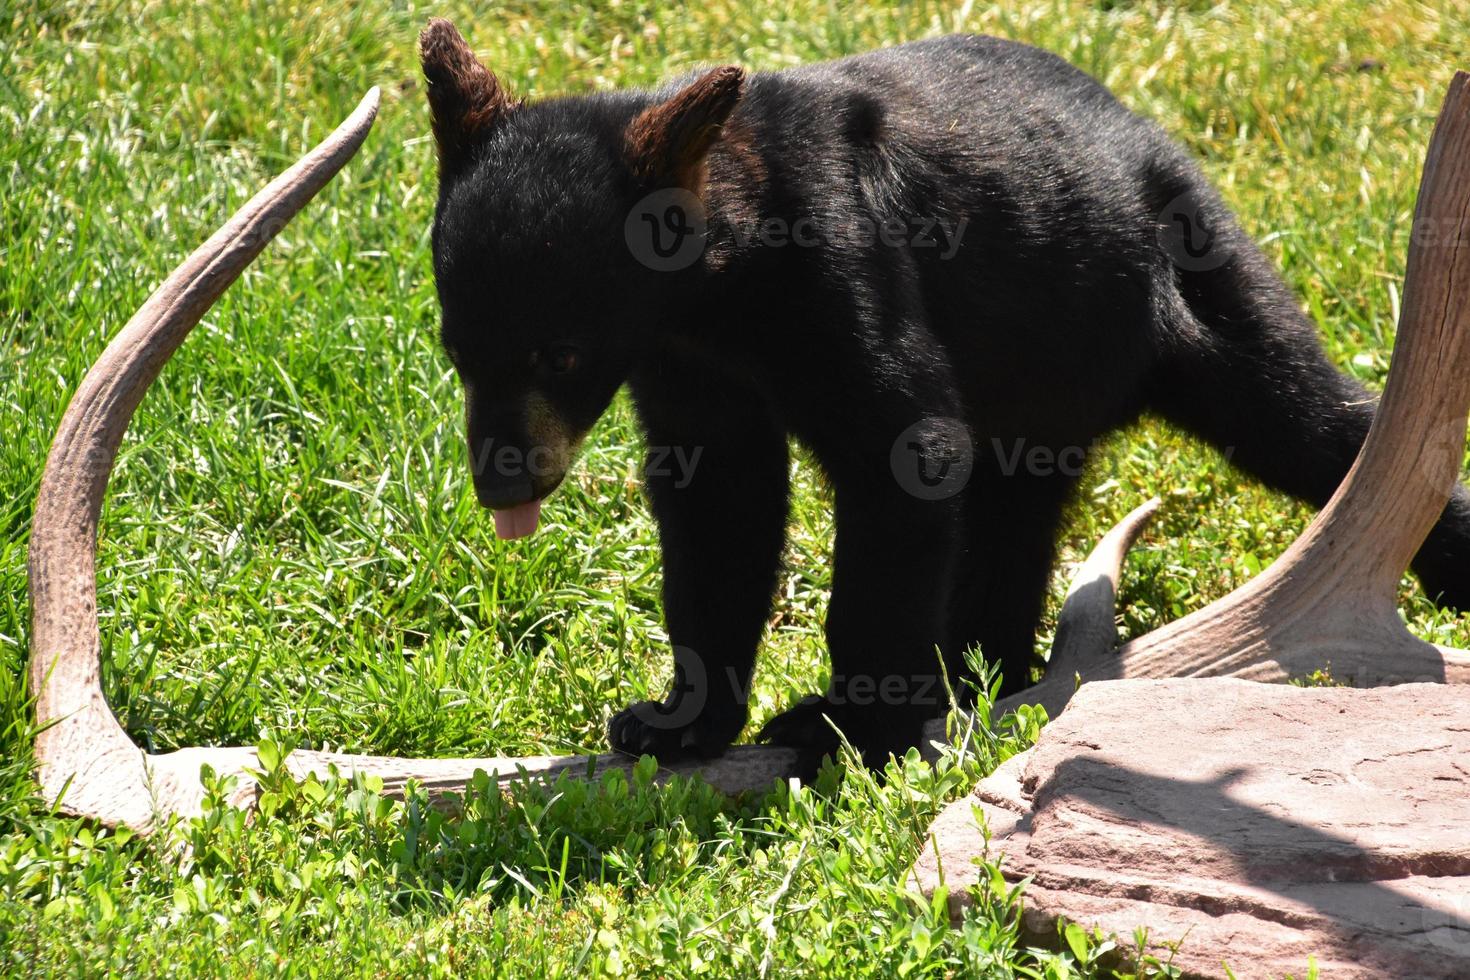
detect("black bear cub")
[420,19,1470,774]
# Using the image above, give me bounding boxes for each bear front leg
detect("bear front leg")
[759,469,962,776]
[608,378,790,762]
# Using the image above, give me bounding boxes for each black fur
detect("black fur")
[424,25,1470,775]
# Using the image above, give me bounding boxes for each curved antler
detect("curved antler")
[27,92,387,830]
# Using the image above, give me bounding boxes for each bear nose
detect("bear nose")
[472,467,535,510]
[467,433,537,509]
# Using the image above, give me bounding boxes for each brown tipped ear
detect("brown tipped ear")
[626,66,746,190]
[419,18,514,176]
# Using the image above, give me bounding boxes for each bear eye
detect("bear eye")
[547,345,580,375]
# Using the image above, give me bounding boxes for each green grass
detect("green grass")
[2,0,1467,975]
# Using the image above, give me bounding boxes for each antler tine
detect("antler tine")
[1047,496,1162,675]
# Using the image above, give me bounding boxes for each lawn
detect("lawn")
[2,0,1467,975]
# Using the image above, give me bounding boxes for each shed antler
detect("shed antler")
[1000,71,1470,718]
[28,89,385,830]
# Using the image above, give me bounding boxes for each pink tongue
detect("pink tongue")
[493,499,542,539]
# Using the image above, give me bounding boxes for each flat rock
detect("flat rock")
[912,679,1470,979]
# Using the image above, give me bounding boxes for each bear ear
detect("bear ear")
[625,66,746,191]
[419,18,515,177]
